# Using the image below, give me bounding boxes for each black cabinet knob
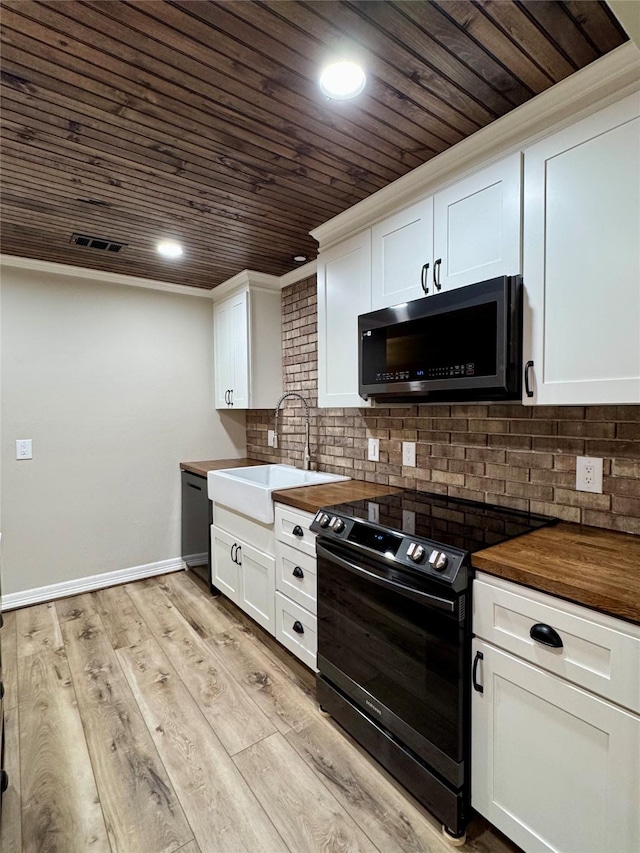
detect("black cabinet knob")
[292,620,304,635]
[292,566,304,579]
[530,623,563,648]
[292,525,304,537]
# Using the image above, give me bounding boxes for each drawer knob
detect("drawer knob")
[292,525,304,537]
[292,566,304,579]
[292,620,304,635]
[530,623,563,649]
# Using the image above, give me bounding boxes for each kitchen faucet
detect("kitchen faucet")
[273,392,312,470]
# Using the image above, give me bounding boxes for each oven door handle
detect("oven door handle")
[316,542,456,613]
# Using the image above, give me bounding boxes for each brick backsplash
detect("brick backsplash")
[246,277,640,535]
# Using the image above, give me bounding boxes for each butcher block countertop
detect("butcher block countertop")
[180,458,639,625]
[180,458,264,477]
[472,522,640,625]
[273,481,402,514]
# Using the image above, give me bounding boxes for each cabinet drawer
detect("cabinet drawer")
[274,504,316,557]
[474,573,640,713]
[275,542,317,614]
[275,592,317,671]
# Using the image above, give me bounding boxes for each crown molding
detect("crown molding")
[278,259,317,287]
[0,254,214,298]
[311,43,640,249]
[210,269,282,302]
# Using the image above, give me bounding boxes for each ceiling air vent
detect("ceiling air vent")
[70,233,128,253]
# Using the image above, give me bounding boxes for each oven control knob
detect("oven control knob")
[429,549,448,571]
[407,543,425,563]
[330,517,345,533]
[317,512,331,529]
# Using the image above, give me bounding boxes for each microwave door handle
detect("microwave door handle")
[316,542,456,613]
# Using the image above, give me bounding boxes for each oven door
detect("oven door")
[316,539,468,788]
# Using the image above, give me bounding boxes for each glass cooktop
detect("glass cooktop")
[324,489,556,554]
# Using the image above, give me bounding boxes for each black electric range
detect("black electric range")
[311,489,555,841]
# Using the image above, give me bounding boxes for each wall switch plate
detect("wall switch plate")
[576,456,603,493]
[402,510,416,535]
[368,502,380,523]
[16,439,33,459]
[267,430,275,447]
[402,441,416,467]
[368,437,380,462]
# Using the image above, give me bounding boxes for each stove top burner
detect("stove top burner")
[324,488,555,555]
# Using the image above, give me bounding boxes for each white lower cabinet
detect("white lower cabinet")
[472,575,640,853]
[275,592,317,671]
[238,541,275,633]
[211,526,240,604]
[274,503,318,669]
[211,502,318,668]
[211,524,275,633]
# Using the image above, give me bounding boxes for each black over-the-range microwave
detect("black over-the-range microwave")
[358,275,523,403]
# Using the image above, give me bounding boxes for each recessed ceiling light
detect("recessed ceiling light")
[293,255,308,263]
[319,61,366,100]
[156,239,183,259]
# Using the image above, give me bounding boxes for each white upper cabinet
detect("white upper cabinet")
[433,153,522,292]
[371,198,433,309]
[523,93,640,405]
[214,289,249,409]
[213,283,282,410]
[317,230,372,408]
[370,154,522,311]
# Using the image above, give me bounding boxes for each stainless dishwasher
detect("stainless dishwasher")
[181,470,213,589]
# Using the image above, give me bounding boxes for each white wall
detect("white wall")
[1,266,246,597]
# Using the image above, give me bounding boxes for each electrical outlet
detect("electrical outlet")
[368,502,380,523]
[368,437,380,462]
[267,430,275,447]
[576,456,603,494]
[402,441,416,467]
[16,439,33,460]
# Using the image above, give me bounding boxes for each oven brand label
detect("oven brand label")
[365,699,382,716]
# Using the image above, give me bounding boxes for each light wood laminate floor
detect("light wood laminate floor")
[0,571,521,853]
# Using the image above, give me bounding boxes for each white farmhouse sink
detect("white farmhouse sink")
[207,464,350,524]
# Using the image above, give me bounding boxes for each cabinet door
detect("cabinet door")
[229,290,249,409]
[433,153,521,292]
[371,198,433,309]
[472,639,640,853]
[213,298,233,409]
[523,94,640,405]
[317,230,372,408]
[211,526,240,605]
[238,541,275,634]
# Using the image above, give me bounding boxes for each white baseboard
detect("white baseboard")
[1,556,186,611]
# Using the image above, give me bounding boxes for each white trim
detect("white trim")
[1,556,185,611]
[278,260,317,287]
[0,254,214,298]
[311,43,640,249]
[211,269,281,302]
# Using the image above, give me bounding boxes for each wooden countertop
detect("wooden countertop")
[180,458,264,477]
[273,481,402,514]
[472,523,640,625]
[181,458,639,625]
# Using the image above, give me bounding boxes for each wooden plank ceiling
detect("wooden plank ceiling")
[0,1,627,290]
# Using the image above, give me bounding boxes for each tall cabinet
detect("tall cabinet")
[523,93,640,405]
[213,274,283,410]
[317,230,372,408]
